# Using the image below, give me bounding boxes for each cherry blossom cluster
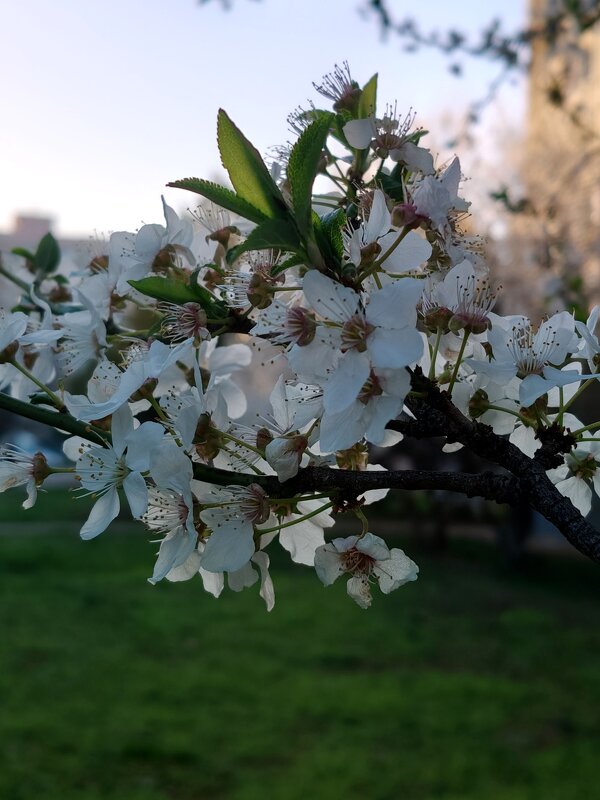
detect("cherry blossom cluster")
[1,63,600,609]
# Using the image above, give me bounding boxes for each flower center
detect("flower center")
[341,548,375,576]
[341,314,374,353]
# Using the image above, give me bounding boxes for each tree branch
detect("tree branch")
[0,392,109,447]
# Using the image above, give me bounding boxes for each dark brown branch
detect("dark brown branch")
[0,392,109,447]
[406,373,600,563]
[192,461,520,505]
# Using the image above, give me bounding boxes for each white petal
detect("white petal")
[251,551,275,612]
[149,526,197,584]
[323,350,370,414]
[346,575,372,609]
[200,521,255,572]
[123,471,148,519]
[368,327,423,369]
[302,270,359,322]
[343,117,376,149]
[364,190,390,244]
[374,548,419,593]
[367,279,422,329]
[356,532,390,561]
[379,231,432,273]
[166,549,202,582]
[557,476,592,516]
[228,561,258,592]
[111,404,133,457]
[314,543,344,586]
[280,519,325,566]
[80,486,120,540]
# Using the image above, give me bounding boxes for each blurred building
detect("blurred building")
[0,214,89,268]
[508,0,600,315]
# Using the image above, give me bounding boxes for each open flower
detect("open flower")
[314,532,418,608]
[0,446,49,509]
[75,405,164,539]
[300,270,423,414]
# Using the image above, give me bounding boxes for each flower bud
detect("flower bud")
[0,341,19,364]
[247,273,273,310]
[206,225,240,248]
[129,377,159,402]
[31,452,50,485]
[391,203,427,230]
[89,254,109,273]
[336,442,369,471]
[256,427,273,453]
[468,389,489,419]
[423,307,453,333]
[359,241,382,266]
[152,244,177,274]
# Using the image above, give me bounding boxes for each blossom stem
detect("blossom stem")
[447,330,470,395]
[560,378,595,415]
[221,432,264,459]
[8,358,66,411]
[484,404,530,424]
[257,502,334,535]
[0,261,30,293]
[573,420,600,436]
[372,227,410,269]
[0,390,109,446]
[148,396,168,422]
[354,507,369,536]
[428,328,443,380]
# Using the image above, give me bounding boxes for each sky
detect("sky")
[0,0,527,238]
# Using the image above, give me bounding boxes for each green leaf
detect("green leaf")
[313,209,345,272]
[379,165,406,202]
[129,277,199,305]
[129,276,228,319]
[34,233,60,276]
[166,177,268,225]
[287,113,334,238]
[270,253,308,277]
[11,247,35,261]
[358,74,377,119]
[226,218,302,265]
[217,110,287,219]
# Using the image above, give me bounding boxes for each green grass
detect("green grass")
[2,497,600,799]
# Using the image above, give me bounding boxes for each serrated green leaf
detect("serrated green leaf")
[287,113,333,238]
[217,110,287,219]
[313,208,345,272]
[34,233,60,276]
[226,218,302,265]
[358,74,378,119]
[270,253,308,277]
[167,177,268,225]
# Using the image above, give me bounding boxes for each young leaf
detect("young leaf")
[11,247,35,261]
[217,110,287,219]
[129,276,228,318]
[379,165,406,202]
[129,277,199,305]
[358,74,378,119]
[34,233,60,276]
[226,218,302,265]
[167,177,268,225]
[287,113,334,237]
[313,208,345,272]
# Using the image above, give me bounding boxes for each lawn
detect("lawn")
[1,490,600,799]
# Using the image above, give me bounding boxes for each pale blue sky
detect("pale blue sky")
[1,0,526,236]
